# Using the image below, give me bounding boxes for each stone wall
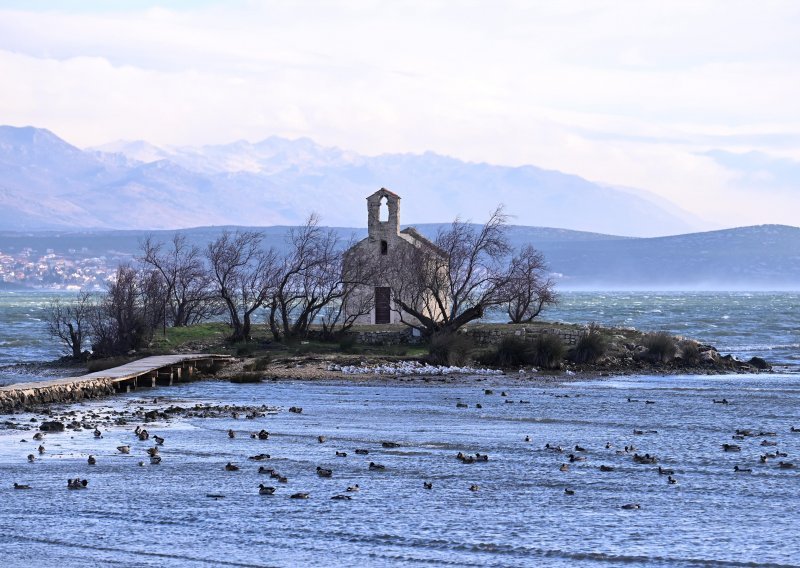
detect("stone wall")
[0,378,116,413]
[460,326,584,346]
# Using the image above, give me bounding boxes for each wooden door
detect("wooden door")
[375,287,391,324]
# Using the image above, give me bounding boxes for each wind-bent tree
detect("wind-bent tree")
[504,244,557,323]
[140,233,217,327]
[390,206,513,337]
[268,215,352,341]
[45,290,94,359]
[206,231,277,342]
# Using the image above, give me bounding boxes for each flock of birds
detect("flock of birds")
[10,389,799,511]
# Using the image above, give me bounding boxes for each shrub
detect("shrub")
[531,333,565,370]
[573,325,607,364]
[644,332,677,363]
[679,340,700,365]
[494,336,536,367]
[235,342,259,357]
[338,334,358,353]
[427,333,474,366]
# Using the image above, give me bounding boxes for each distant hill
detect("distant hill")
[1,223,798,290]
[0,124,703,236]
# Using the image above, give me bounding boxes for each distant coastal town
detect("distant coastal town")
[0,247,124,289]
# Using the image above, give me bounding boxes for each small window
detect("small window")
[380,240,388,255]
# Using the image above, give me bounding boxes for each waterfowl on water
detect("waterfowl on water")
[335,451,347,457]
[248,454,271,461]
[150,456,162,465]
[316,466,333,478]
[734,465,752,473]
[153,435,165,445]
[722,444,742,452]
[87,455,96,465]
[369,462,386,471]
[146,447,159,457]
[67,479,88,490]
[117,445,130,454]
[791,426,800,433]
[564,488,575,496]
[288,407,302,414]
[621,503,640,510]
[475,453,489,462]
[277,476,289,483]
[778,462,795,469]
[760,440,777,447]
[382,441,400,448]
[258,467,274,475]
[331,494,352,500]
[37,445,45,454]
[13,483,31,489]
[545,443,563,453]
[423,482,433,490]
[258,484,276,495]
[633,453,658,464]
[93,428,102,438]
[713,399,729,405]
[633,430,644,435]
[469,484,479,492]
[225,462,240,471]
[347,484,360,492]
[33,433,43,441]
[456,402,468,408]
[559,464,569,472]
[667,475,677,484]
[355,449,369,455]
[138,429,149,441]
[658,466,675,476]
[605,442,612,449]
[257,430,269,440]
[27,454,35,462]
[574,445,587,452]
[599,465,615,472]
[290,492,309,499]
[525,436,531,442]
[318,436,327,443]
[568,454,586,463]
[228,429,236,438]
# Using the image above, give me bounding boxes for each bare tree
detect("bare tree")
[206,230,277,342]
[140,233,217,327]
[90,264,154,356]
[389,207,513,337]
[318,250,378,338]
[45,290,94,359]
[268,215,350,341]
[505,244,558,323]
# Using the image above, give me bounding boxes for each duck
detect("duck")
[346,484,360,492]
[13,483,31,490]
[258,467,274,475]
[734,465,752,473]
[331,494,352,500]
[288,406,302,414]
[369,462,386,471]
[32,432,44,441]
[138,429,149,441]
[93,428,102,438]
[633,453,658,464]
[316,466,333,478]
[257,430,269,440]
[713,398,729,404]
[150,455,162,465]
[791,426,800,433]
[525,436,531,442]
[761,440,777,447]
[67,479,88,490]
[423,482,433,490]
[258,484,276,495]
[318,435,327,443]
[277,476,289,483]
[335,451,348,457]
[153,435,165,445]
[667,475,678,484]
[227,429,236,439]
[355,449,369,455]
[545,443,563,453]
[117,445,130,454]
[621,503,640,510]
[37,445,45,454]
[87,455,96,465]
[456,402,468,408]
[290,492,309,499]
[564,488,575,496]
[722,444,742,452]
[469,484,479,491]
[778,462,795,469]
[559,464,570,472]
[633,429,644,435]
[484,389,493,395]
[658,466,675,475]
[248,454,271,461]
[224,462,240,471]
[599,465,615,472]
[27,454,35,463]
[381,441,400,448]
[605,442,612,449]
[574,445,587,452]
[568,454,586,463]
[475,453,489,462]
[146,447,159,457]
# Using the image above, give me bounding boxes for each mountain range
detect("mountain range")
[0,125,703,237]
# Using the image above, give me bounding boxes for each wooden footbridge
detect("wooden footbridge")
[0,354,232,412]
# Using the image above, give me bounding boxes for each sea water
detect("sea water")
[0,290,799,567]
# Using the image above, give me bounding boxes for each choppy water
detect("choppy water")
[1,375,799,567]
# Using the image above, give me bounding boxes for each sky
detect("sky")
[1,0,799,230]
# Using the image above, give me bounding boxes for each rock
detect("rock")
[40,420,65,432]
[748,356,770,370]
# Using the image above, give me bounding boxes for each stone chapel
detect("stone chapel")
[342,188,448,325]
